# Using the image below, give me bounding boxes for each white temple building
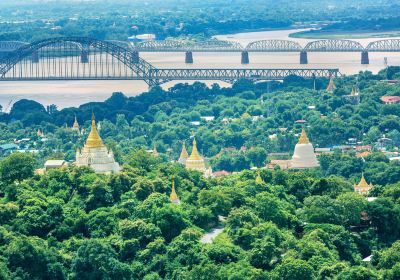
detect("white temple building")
[290,128,320,169]
[75,114,120,173]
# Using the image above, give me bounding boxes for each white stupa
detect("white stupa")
[290,128,320,169]
[75,113,121,173]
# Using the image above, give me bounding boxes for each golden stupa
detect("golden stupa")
[326,77,336,93]
[185,138,205,170]
[170,177,180,204]
[72,116,80,131]
[290,128,319,169]
[178,142,189,164]
[75,113,120,173]
[298,128,310,144]
[354,174,373,195]
[185,138,213,177]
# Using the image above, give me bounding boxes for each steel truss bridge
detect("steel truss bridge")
[2,38,400,66]
[0,37,339,86]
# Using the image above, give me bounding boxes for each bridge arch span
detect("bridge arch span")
[246,39,302,52]
[304,39,365,52]
[0,37,155,79]
[366,39,400,52]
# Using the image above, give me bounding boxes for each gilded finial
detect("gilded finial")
[170,177,180,204]
[298,128,310,144]
[188,137,202,161]
[85,113,104,148]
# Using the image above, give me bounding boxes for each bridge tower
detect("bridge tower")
[132,51,140,64]
[32,51,39,63]
[80,50,89,63]
[361,51,369,65]
[241,51,249,64]
[300,51,308,64]
[185,51,193,64]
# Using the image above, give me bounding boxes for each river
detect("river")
[1,28,399,110]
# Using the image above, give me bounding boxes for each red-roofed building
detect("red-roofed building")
[295,120,307,124]
[356,145,372,151]
[381,96,400,104]
[213,170,231,177]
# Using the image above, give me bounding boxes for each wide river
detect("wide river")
[1,29,400,110]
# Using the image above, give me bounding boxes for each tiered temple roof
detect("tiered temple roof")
[354,174,373,195]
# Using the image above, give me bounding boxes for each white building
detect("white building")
[290,128,320,169]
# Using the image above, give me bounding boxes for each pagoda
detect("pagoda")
[290,128,319,169]
[345,86,361,105]
[326,77,336,93]
[72,116,80,131]
[170,177,180,204]
[185,138,213,177]
[75,113,120,173]
[354,174,373,195]
[178,142,189,164]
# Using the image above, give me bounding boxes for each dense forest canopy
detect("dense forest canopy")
[0,68,399,279]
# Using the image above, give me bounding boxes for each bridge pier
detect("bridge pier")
[361,51,369,65]
[80,50,89,63]
[241,51,249,64]
[185,51,193,64]
[300,51,308,64]
[32,51,39,63]
[132,51,139,64]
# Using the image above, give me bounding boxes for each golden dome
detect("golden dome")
[185,138,206,170]
[170,178,179,203]
[298,128,310,144]
[179,142,189,160]
[188,138,202,161]
[85,113,104,148]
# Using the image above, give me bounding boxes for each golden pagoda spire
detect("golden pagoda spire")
[188,138,202,161]
[72,115,79,130]
[170,177,180,204]
[255,169,264,184]
[326,77,336,93]
[298,128,310,144]
[85,113,104,148]
[179,141,189,159]
[356,173,369,188]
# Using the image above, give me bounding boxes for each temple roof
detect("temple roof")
[85,113,104,148]
[188,138,202,161]
[298,128,310,144]
[355,174,372,188]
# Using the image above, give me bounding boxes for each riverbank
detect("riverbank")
[289,29,400,39]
